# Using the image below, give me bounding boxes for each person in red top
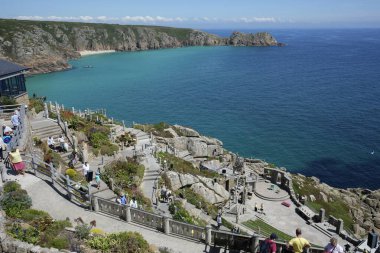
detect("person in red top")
[260,233,278,253]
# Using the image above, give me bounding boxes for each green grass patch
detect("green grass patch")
[158,152,220,179]
[243,219,292,242]
[292,176,354,231]
[134,122,174,138]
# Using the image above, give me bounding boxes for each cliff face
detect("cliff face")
[0,19,281,74]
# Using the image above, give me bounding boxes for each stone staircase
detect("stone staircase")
[31,117,116,200]
[31,118,82,171]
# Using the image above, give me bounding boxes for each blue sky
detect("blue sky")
[1,0,380,28]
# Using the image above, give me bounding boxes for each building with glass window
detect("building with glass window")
[0,59,30,104]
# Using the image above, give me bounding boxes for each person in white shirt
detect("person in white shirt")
[324,237,344,253]
[57,135,65,152]
[11,111,20,129]
[130,197,138,208]
[82,162,90,176]
[47,136,55,150]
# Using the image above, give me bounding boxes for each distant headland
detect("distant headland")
[0,19,283,74]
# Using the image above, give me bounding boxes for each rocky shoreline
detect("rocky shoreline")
[0,19,282,75]
[148,123,380,238]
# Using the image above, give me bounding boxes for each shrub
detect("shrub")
[47,236,69,249]
[65,168,77,179]
[75,224,91,240]
[87,231,153,253]
[100,143,119,156]
[3,181,21,193]
[0,96,16,105]
[0,189,32,216]
[29,98,44,113]
[39,220,71,247]
[16,209,51,222]
[90,227,105,235]
[8,223,40,244]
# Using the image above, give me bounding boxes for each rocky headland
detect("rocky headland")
[145,123,380,238]
[0,19,281,74]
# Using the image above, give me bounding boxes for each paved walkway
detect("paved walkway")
[7,173,210,253]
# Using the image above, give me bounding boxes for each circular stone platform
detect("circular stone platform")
[254,181,289,201]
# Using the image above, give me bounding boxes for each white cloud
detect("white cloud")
[14,15,284,24]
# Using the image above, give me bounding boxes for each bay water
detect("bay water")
[26,29,380,189]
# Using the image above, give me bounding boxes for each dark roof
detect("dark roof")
[0,59,29,78]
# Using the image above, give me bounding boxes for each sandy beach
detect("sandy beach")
[79,50,116,56]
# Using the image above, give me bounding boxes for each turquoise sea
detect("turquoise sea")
[26,29,380,189]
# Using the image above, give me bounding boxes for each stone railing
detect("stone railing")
[0,104,27,151]
[91,196,324,253]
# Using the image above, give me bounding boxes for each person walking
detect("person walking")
[260,233,278,253]
[288,228,311,253]
[130,197,138,208]
[216,213,222,230]
[11,111,20,129]
[0,136,4,162]
[323,237,344,253]
[95,171,101,190]
[82,162,90,176]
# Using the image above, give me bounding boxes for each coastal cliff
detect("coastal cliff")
[0,19,280,74]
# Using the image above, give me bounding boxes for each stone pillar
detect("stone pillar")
[92,196,99,212]
[0,162,5,183]
[44,103,49,119]
[109,178,114,191]
[122,120,125,131]
[319,208,325,223]
[250,234,260,253]
[66,175,72,200]
[336,218,344,235]
[125,206,131,222]
[72,134,78,152]
[236,212,240,224]
[64,121,68,135]
[82,143,89,163]
[205,225,212,245]
[72,107,75,114]
[164,215,170,235]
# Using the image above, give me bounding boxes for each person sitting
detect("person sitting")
[9,148,25,175]
[57,135,65,152]
[47,136,56,150]
[3,124,13,136]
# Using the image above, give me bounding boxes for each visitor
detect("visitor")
[95,171,101,190]
[255,203,258,212]
[130,197,138,208]
[63,141,69,152]
[82,162,90,176]
[216,213,222,230]
[288,228,311,253]
[323,237,344,253]
[260,203,264,214]
[57,135,65,152]
[9,148,25,175]
[0,137,4,162]
[3,124,13,136]
[120,193,128,205]
[69,151,78,168]
[47,136,55,150]
[232,225,240,234]
[260,233,277,253]
[11,111,20,129]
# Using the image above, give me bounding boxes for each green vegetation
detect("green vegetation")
[87,231,154,253]
[2,182,74,250]
[0,96,16,105]
[116,132,137,147]
[169,200,207,227]
[29,98,44,113]
[292,176,354,230]
[243,219,292,242]
[157,152,220,179]
[134,122,174,138]
[176,187,218,218]
[102,159,151,210]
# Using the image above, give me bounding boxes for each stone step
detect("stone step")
[33,129,63,139]
[311,223,334,238]
[32,124,61,132]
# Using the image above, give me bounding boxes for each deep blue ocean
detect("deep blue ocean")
[26,29,380,189]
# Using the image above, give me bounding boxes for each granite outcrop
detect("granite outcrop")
[0,19,282,74]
